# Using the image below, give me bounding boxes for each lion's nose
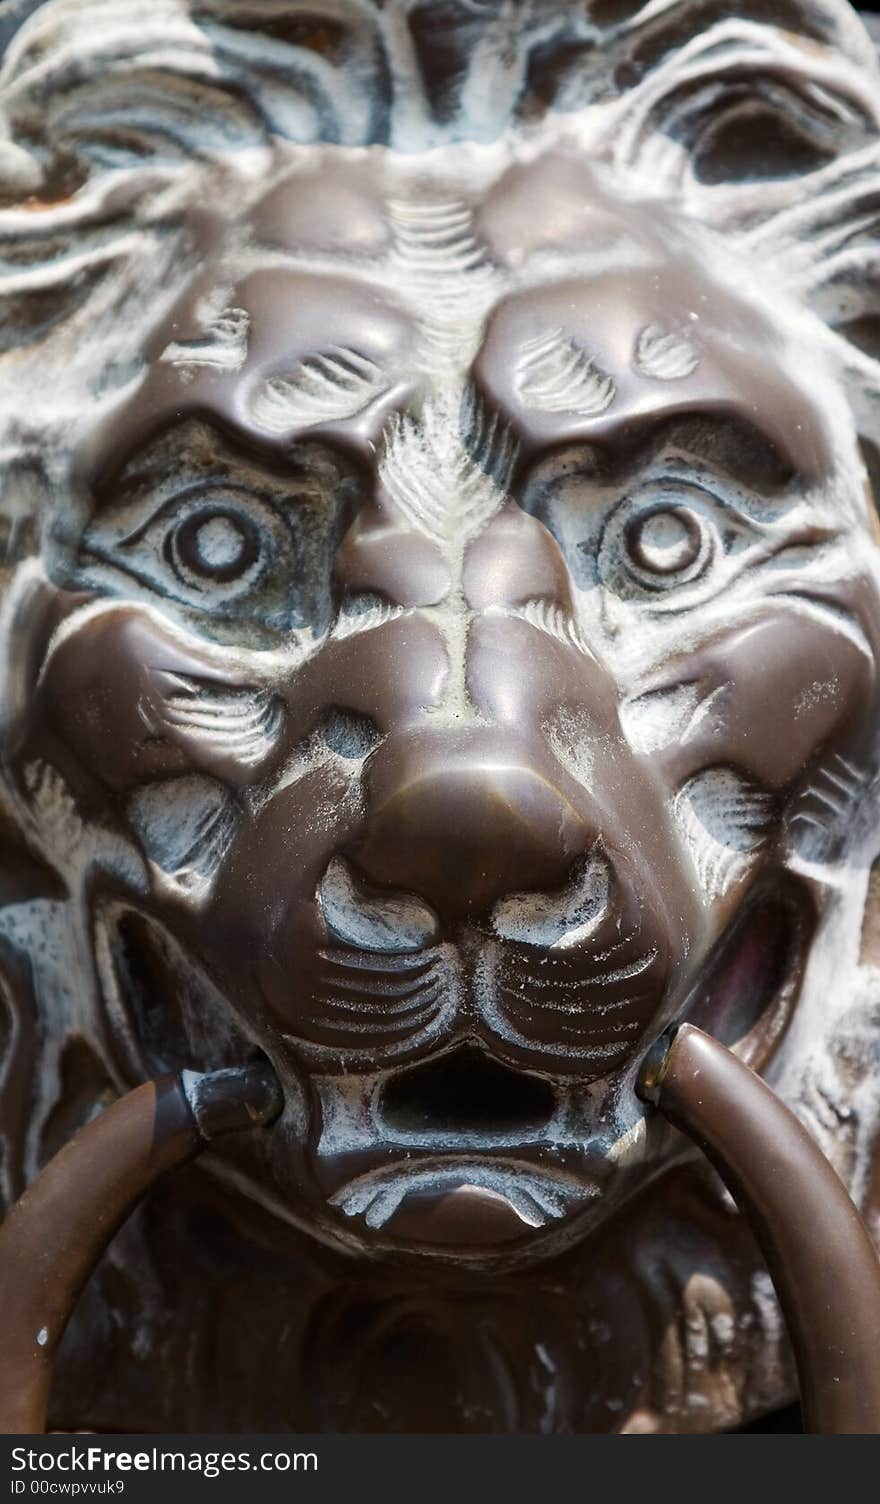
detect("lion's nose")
[351,729,594,919]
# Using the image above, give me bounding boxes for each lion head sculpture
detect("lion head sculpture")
[1,0,880,1433]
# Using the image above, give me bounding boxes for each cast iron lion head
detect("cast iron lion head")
[1,0,880,1432]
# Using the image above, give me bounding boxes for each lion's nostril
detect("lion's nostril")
[318,708,382,762]
[318,856,439,953]
[380,1043,555,1138]
[492,849,611,949]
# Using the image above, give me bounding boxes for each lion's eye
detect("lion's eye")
[594,482,738,609]
[114,484,279,607]
[79,479,293,632]
[75,420,364,642]
[166,505,263,588]
[623,505,712,588]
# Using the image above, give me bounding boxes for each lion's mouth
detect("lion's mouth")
[96,873,813,1260]
[307,877,813,1257]
[310,1042,605,1253]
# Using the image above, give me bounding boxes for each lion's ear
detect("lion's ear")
[0,0,390,199]
[596,6,879,195]
[728,117,880,453]
[590,6,880,463]
[805,204,880,455]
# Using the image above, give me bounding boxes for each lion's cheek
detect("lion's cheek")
[27,606,282,794]
[648,610,877,792]
[203,766,367,1034]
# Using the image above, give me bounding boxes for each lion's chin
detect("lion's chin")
[93,871,812,1264]
[327,1159,601,1248]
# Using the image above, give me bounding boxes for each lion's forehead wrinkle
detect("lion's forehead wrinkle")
[474,273,834,478]
[76,151,842,487]
[115,265,421,466]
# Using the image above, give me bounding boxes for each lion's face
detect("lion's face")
[13,141,880,1267]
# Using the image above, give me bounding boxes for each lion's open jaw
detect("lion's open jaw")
[97,873,812,1263]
